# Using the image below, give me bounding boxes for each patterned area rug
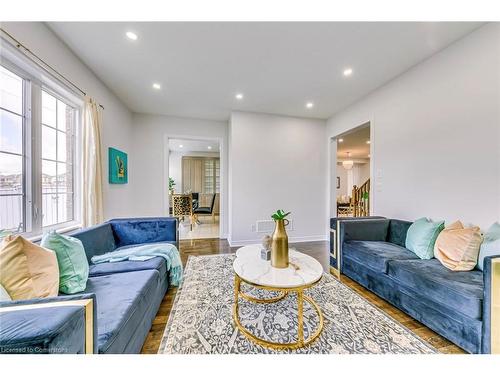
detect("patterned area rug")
[158,254,436,354]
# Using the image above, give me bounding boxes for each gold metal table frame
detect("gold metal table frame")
[232,274,324,350]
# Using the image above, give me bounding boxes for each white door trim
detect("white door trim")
[163,134,226,239]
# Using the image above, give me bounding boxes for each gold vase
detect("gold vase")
[271,219,289,268]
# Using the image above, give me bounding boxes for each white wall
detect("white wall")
[327,23,500,228]
[131,113,228,235]
[336,165,348,197]
[168,150,220,193]
[229,111,327,245]
[168,151,183,193]
[2,22,135,220]
[336,162,370,198]
[357,162,370,186]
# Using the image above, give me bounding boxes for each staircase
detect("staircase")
[351,179,370,217]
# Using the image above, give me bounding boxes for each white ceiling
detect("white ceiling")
[337,123,370,160]
[48,22,483,121]
[169,138,220,153]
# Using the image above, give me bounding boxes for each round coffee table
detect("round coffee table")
[232,245,324,350]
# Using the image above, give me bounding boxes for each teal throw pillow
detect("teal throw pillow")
[477,222,500,271]
[405,217,445,259]
[41,231,89,294]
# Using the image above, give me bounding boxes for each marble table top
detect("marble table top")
[233,245,323,289]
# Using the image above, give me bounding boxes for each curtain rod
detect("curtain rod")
[0,27,105,110]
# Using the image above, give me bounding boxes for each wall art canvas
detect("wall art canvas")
[109,147,128,184]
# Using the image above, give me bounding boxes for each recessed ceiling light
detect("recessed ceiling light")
[152,83,161,90]
[126,31,138,41]
[366,140,371,144]
[338,138,344,143]
[235,93,244,100]
[306,102,314,109]
[343,68,353,77]
[207,146,212,150]
[179,144,183,148]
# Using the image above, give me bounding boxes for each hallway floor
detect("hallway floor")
[178,215,220,240]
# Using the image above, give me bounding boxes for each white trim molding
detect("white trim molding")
[228,235,328,248]
[163,133,226,239]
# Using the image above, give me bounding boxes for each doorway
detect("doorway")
[167,137,221,240]
[331,122,372,218]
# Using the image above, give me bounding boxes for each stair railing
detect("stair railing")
[351,179,370,217]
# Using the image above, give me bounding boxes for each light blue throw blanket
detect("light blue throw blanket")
[91,243,183,286]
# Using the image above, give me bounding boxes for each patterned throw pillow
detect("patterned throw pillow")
[0,235,59,300]
[41,231,89,294]
[434,221,483,271]
[405,217,445,259]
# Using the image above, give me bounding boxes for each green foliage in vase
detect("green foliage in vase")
[362,191,369,200]
[271,209,291,221]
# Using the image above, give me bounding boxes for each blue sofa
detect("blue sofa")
[335,218,499,354]
[0,217,179,354]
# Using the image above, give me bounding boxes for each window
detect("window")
[203,158,220,194]
[0,62,80,237]
[0,65,24,232]
[41,90,75,227]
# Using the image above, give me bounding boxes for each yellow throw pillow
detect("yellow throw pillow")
[0,235,59,300]
[434,221,483,271]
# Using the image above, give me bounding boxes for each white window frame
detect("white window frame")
[1,45,83,239]
[202,157,220,194]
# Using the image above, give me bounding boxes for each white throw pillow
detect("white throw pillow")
[0,283,12,301]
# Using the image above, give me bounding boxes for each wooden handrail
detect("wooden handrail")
[351,179,370,217]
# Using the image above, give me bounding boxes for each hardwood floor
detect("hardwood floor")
[141,238,465,354]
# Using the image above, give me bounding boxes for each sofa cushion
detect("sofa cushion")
[477,222,500,271]
[71,223,116,263]
[342,258,483,353]
[343,240,419,273]
[0,235,59,300]
[405,217,444,259]
[387,219,413,247]
[81,270,160,353]
[89,256,166,279]
[88,241,175,279]
[0,306,86,353]
[342,219,390,242]
[41,231,89,294]
[434,221,482,271]
[387,259,483,319]
[109,218,177,247]
[0,284,11,301]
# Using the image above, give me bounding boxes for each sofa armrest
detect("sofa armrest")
[340,219,391,244]
[482,255,500,354]
[0,293,97,354]
[108,217,179,249]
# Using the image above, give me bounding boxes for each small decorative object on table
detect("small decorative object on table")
[260,235,272,260]
[271,209,291,268]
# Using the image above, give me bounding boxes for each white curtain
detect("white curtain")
[82,96,104,227]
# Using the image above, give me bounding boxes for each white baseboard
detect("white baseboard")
[289,235,329,243]
[227,234,328,248]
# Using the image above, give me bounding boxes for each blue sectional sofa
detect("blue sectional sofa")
[334,217,499,354]
[0,217,179,354]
